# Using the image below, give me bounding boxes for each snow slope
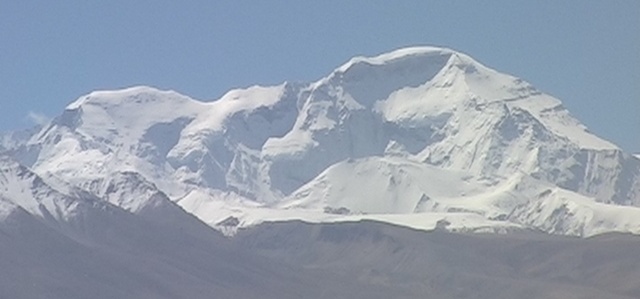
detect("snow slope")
[2,46,639,237]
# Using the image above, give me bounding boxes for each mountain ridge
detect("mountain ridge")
[1,46,638,237]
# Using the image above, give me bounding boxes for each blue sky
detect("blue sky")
[1,1,638,151]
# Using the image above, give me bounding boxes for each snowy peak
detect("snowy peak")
[2,45,638,237]
[0,155,213,244]
[325,47,455,110]
[333,46,455,83]
[60,86,203,141]
[337,47,615,150]
[335,46,454,72]
[65,86,193,110]
[0,155,108,225]
[330,46,537,107]
[331,46,493,82]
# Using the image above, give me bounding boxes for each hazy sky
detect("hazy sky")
[1,1,638,151]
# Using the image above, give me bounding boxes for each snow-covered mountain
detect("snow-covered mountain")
[2,46,639,237]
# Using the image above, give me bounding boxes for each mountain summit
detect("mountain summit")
[2,46,639,237]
